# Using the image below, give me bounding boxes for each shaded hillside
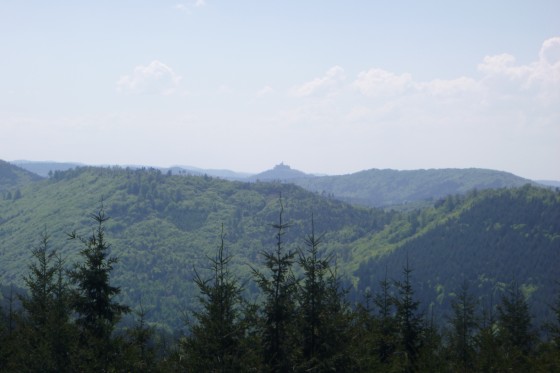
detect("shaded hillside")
[355,186,560,323]
[292,168,534,208]
[0,166,393,329]
[0,160,42,194]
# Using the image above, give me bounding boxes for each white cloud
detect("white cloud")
[475,37,560,104]
[539,36,560,66]
[292,66,345,97]
[353,68,413,97]
[194,0,206,7]
[275,37,560,179]
[116,60,182,95]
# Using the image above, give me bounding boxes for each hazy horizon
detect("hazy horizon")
[1,1,559,180]
[8,158,559,182]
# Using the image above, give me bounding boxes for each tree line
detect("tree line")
[1,205,559,372]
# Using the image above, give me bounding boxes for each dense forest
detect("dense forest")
[1,205,559,372]
[0,163,559,371]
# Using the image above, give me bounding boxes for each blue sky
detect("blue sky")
[1,1,559,180]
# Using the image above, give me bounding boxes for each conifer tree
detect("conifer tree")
[475,294,504,372]
[68,207,130,371]
[18,231,75,373]
[349,290,378,371]
[496,281,535,369]
[252,200,298,372]
[393,256,423,373]
[117,302,156,373]
[295,216,353,372]
[183,227,253,372]
[374,268,397,366]
[448,281,478,373]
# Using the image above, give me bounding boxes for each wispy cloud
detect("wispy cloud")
[116,60,182,95]
[353,68,413,97]
[279,37,560,176]
[292,66,346,97]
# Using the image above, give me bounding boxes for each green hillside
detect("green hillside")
[0,160,42,195]
[354,185,560,322]
[0,165,558,331]
[0,166,392,329]
[292,168,534,208]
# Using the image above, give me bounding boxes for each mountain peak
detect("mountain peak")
[247,163,309,181]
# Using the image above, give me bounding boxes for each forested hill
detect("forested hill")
[355,185,560,322]
[0,166,558,330]
[0,166,393,328]
[0,160,42,194]
[292,167,535,208]
[246,163,309,181]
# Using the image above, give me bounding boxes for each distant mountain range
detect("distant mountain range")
[9,160,552,209]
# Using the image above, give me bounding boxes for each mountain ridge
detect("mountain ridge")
[9,160,548,209]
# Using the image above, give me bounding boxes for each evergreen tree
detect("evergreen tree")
[496,281,535,369]
[68,207,130,372]
[252,200,298,372]
[374,268,397,367]
[534,289,560,371]
[447,281,478,373]
[295,217,353,372]
[348,291,378,371]
[17,232,75,373]
[118,302,156,373]
[0,289,18,371]
[182,228,254,372]
[475,294,505,373]
[417,310,445,372]
[393,256,423,373]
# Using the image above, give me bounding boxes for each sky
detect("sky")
[1,1,559,180]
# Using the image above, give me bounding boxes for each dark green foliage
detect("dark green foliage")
[447,281,478,372]
[68,207,130,371]
[15,232,75,373]
[393,257,424,372]
[294,217,354,372]
[252,199,298,372]
[118,302,157,373]
[496,281,535,369]
[182,229,256,372]
[374,270,398,367]
[356,185,560,328]
[0,193,559,371]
